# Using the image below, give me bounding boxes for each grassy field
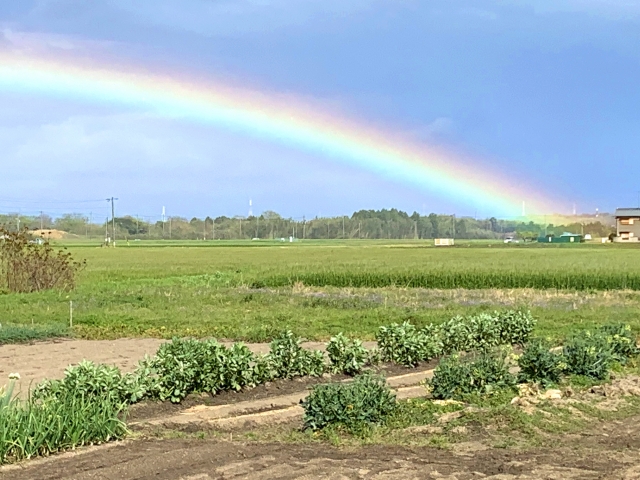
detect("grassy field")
[1,240,639,342]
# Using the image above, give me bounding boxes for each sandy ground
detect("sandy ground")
[0,338,374,395]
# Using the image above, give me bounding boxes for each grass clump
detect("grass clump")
[0,368,128,465]
[428,352,516,400]
[301,373,396,433]
[0,323,70,345]
[0,394,127,464]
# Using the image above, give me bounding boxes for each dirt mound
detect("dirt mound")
[30,229,72,240]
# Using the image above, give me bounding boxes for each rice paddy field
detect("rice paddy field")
[1,239,639,343]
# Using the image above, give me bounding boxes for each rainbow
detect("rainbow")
[0,51,557,216]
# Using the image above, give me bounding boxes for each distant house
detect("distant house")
[537,232,583,244]
[615,208,640,243]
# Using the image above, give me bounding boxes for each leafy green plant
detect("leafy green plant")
[252,354,276,384]
[439,310,535,355]
[34,361,148,404]
[301,373,396,433]
[327,333,369,375]
[428,352,516,400]
[517,339,565,386]
[149,337,204,402]
[148,338,259,402]
[222,343,256,391]
[376,322,440,367]
[497,310,536,346]
[599,324,639,363]
[563,330,613,380]
[267,331,325,378]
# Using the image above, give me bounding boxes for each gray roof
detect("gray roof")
[615,208,640,217]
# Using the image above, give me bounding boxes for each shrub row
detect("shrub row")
[376,310,535,367]
[428,324,640,400]
[519,324,640,385]
[140,332,327,403]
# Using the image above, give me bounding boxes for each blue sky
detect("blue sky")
[1,0,639,220]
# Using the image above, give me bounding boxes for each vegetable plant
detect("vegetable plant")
[326,333,369,375]
[428,352,516,400]
[302,373,396,433]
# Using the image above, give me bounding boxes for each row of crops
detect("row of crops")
[1,311,637,463]
[303,323,639,432]
[258,271,640,290]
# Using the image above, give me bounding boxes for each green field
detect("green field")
[1,240,639,342]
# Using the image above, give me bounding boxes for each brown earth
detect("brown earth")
[4,415,640,480]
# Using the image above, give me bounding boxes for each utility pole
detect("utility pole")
[342,216,345,239]
[40,211,43,230]
[106,197,118,246]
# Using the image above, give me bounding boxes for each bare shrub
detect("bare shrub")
[0,227,85,293]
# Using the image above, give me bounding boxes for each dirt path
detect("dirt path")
[5,419,640,480]
[0,338,375,395]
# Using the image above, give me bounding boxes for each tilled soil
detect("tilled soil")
[5,419,640,480]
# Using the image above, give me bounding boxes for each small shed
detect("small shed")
[538,232,583,244]
[434,238,454,246]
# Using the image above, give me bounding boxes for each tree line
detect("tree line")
[0,209,615,241]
